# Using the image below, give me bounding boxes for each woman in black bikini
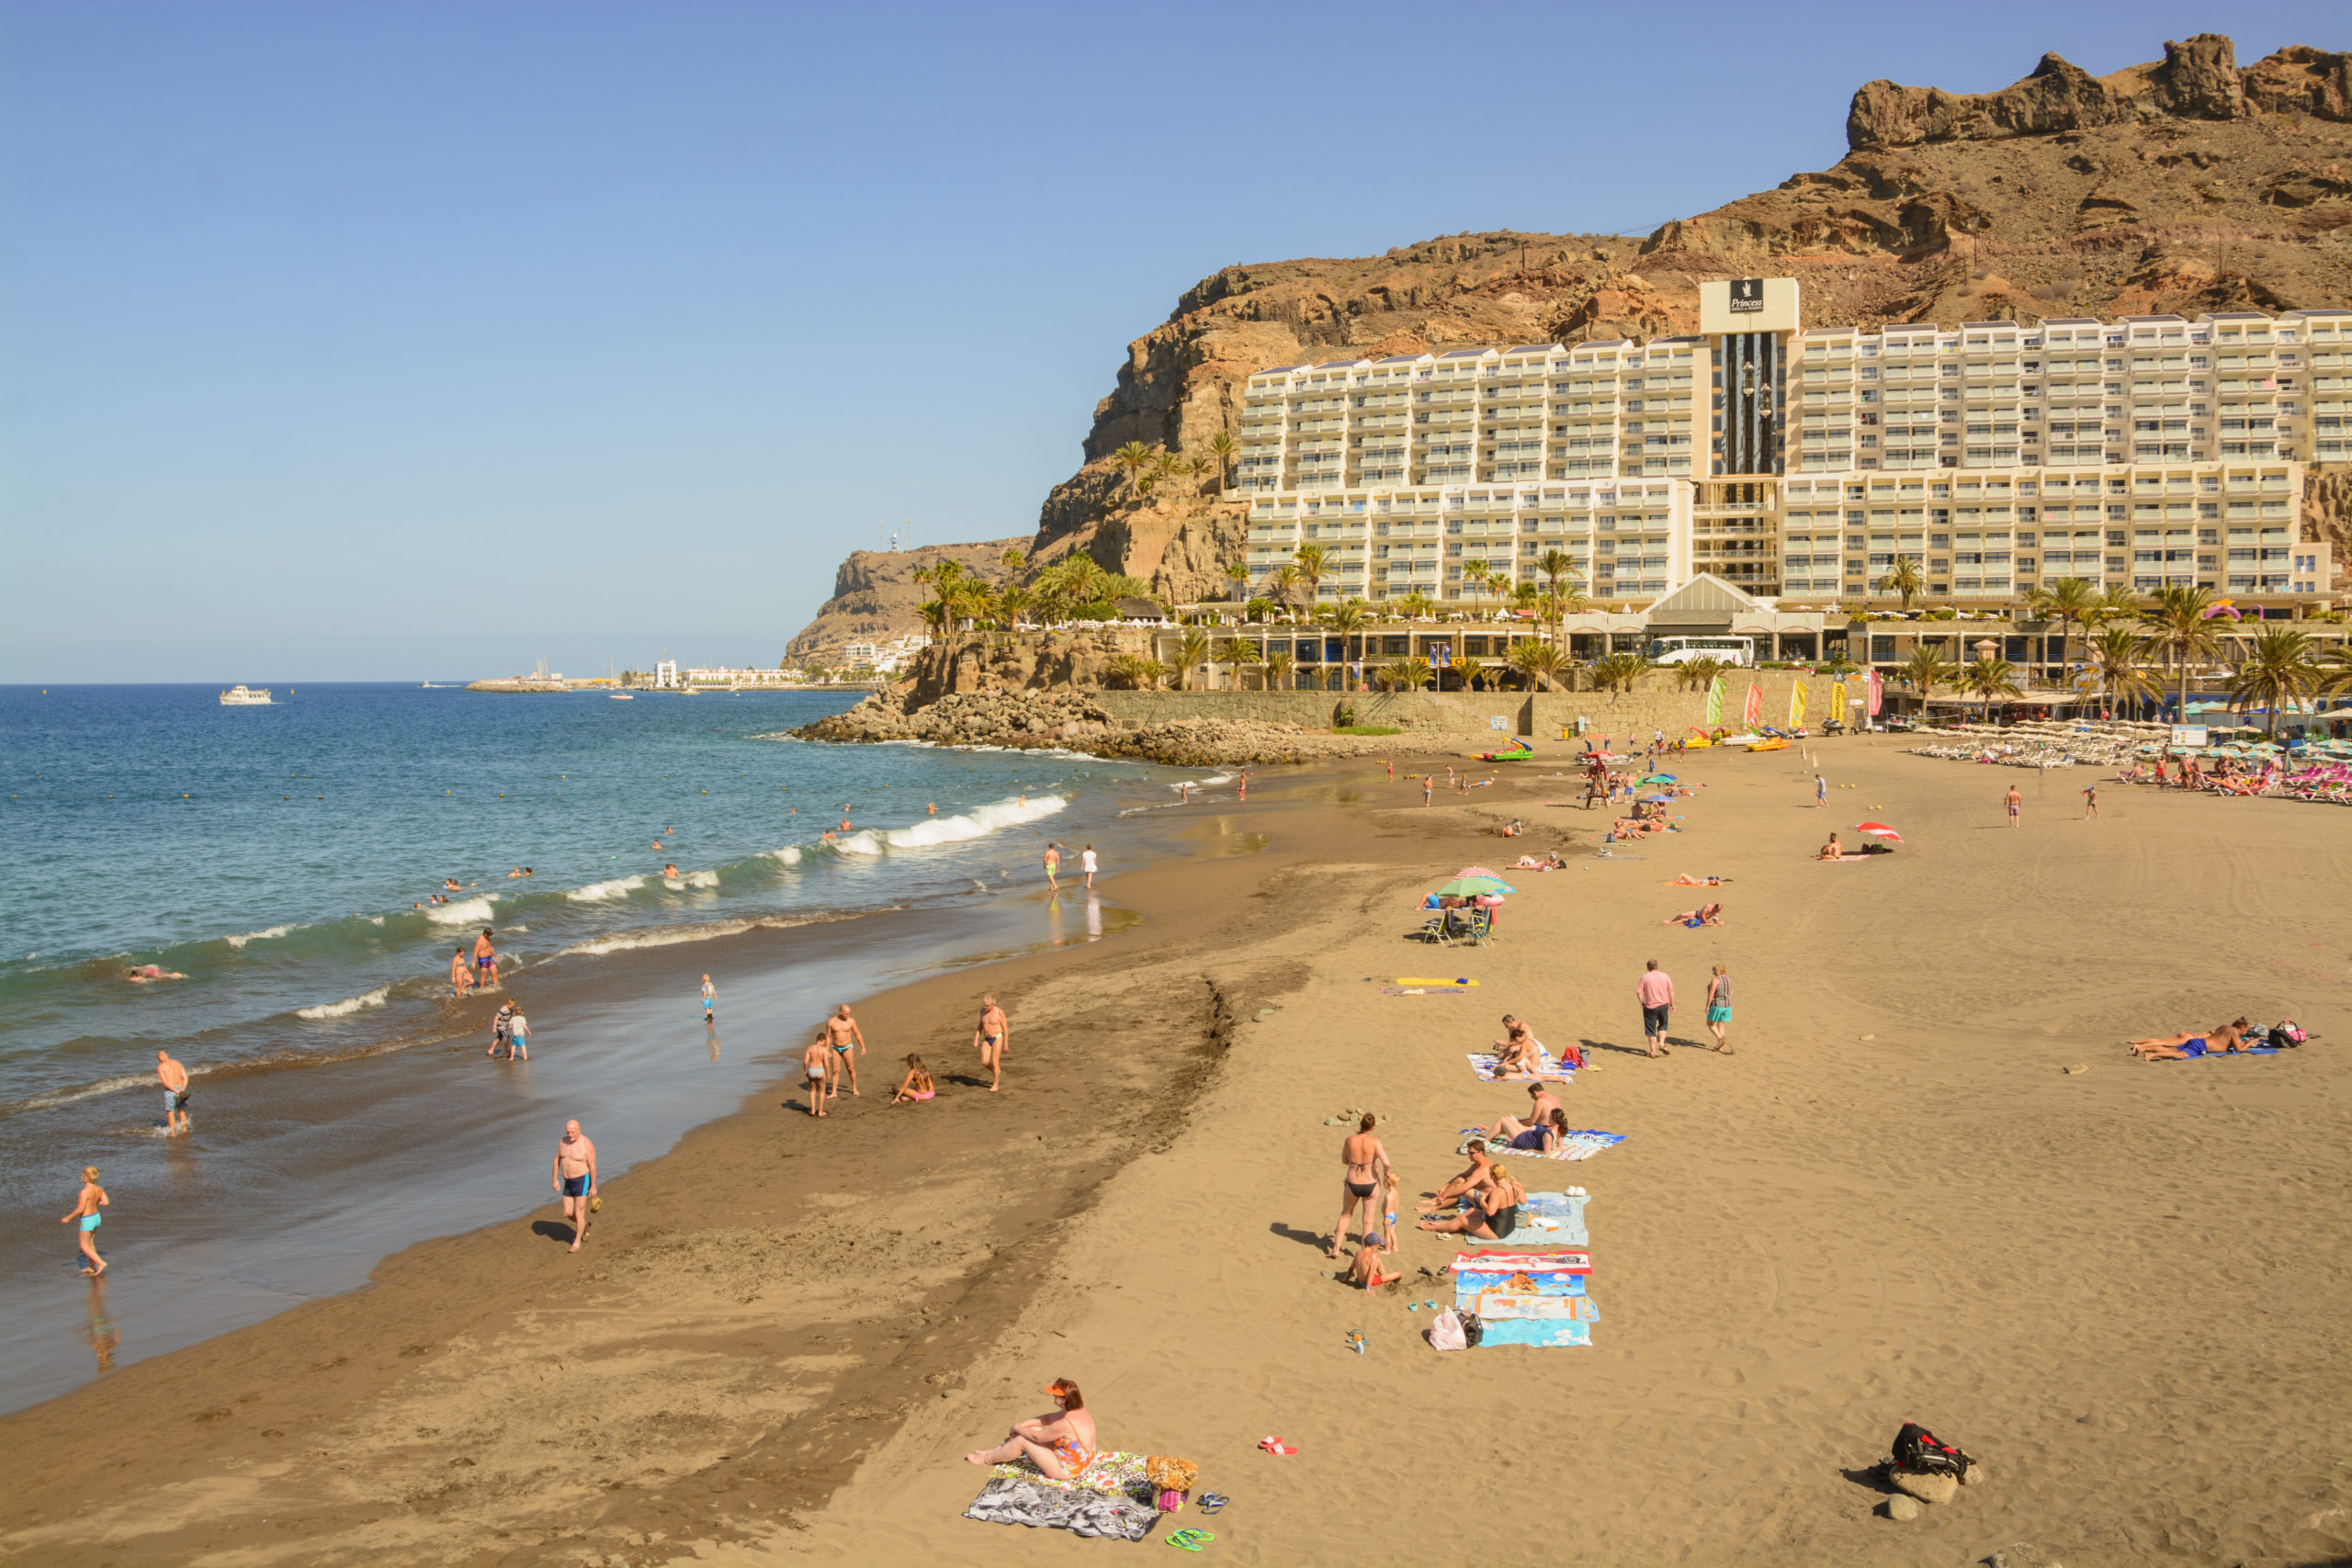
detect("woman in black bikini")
[1328,1112,1390,1259]
[1419,1161,1526,1240]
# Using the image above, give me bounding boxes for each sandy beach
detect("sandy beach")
[1,737,2346,1568]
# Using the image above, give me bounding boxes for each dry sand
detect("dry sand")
[2,736,2346,1568]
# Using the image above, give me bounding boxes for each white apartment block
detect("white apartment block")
[1235,281,2341,607]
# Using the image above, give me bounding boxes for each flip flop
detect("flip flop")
[1258,1437,1298,1456]
[1165,1528,1215,1550]
[1196,1493,1228,1513]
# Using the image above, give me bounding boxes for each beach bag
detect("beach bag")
[1428,1309,1467,1352]
[1146,1456,1197,1494]
[1459,1311,1485,1348]
[1155,1490,1184,1513]
[2271,1019,2306,1047]
[1891,1422,1973,1481]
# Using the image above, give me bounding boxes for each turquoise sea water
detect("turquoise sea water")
[0,684,1214,1411]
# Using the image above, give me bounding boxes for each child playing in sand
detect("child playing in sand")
[890,1053,936,1105]
[1380,1170,1401,1253]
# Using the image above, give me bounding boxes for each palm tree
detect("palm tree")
[1001,547,1026,573]
[1293,542,1333,612]
[1263,647,1295,692]
[1111,440,1154,501]
[2229,625,2321,739]
[1106,654,1162,690]
[2093,584,2143,627]
[1899,646,1956,715]
[1243,595,1276,625]
[1877,555,1925,611]
[1325,600,1371,683]
[2141,584,2222,722]
[999,584,1033,631]
[1224,560,1250,604]
[1961,656,2021,724]
[1589,652,1647,696]
[1173,627,1211,693]
[1534,548,1583,644]
[1272,563,1304,623]
[1397,591,1435,621]
[1149,449,1183,490]
[2083,626,2155,719]
[1508,638,1572,693]
[2028,577,2098,676]
[916,597,953,639]
[1671,656,1724,694]
[1375,656,1433,692]
[1202,430,1239,497]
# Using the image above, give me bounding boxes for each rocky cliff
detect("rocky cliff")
[786,538,1027,664]
[786,31,2350,648]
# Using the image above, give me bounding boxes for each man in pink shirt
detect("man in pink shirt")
[1636,960,1675,1058]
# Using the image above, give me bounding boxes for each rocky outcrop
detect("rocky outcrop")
[785,539,1026,664]
[790,689,1441,767]
[2302,467,2352,565]
[898,629,1160,705]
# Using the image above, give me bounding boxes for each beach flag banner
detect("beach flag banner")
[1742,682,1761,726]
[1830,680,1847,719]
[1704,675,1724,727]
[1790,681,1808,728]
[1866,668,1883,716]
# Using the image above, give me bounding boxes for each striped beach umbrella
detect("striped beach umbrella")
[1855,821,1902,841]
[1704,674,1724,727]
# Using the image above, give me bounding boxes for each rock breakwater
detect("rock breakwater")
[790,690,1454,768]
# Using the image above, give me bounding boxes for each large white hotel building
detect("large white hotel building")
[1235,279,2341,610]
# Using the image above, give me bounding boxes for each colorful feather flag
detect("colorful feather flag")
[1790,681,1809,728]
[1866,667,1883,716]
[1704,675,1724,727]
[1742,682,1761,726]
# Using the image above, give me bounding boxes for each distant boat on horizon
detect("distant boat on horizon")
[219,685,272,706]
[609,693,634,700]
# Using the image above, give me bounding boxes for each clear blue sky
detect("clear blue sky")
[2,2,2339,681]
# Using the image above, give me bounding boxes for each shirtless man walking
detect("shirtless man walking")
[473,927,500,988]
[155,1049,191,1135]
[822,1004,866,1101]
[1042,843,1060,893]
[550,1119,597,1253]
[974,993,1010,1092]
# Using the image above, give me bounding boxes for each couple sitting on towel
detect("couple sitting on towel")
[1494,1016,1585,1076]
[1420,1152,1527,1241]
[2129,1017,2256,1060]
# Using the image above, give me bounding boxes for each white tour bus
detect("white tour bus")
[1645,635,1756,668]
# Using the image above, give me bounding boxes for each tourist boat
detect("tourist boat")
[609,693,634,700]
[219,685,273,705]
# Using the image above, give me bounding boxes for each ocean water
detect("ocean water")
[0,684,1186,1113]
[0,684,1225,1411]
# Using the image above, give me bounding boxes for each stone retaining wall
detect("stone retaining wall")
[1089,672,1845,739]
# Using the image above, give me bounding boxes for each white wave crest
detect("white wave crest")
[554,910,866,958]
[680,869,718,888]
[427,897,497,926]
[224,923,297,949]
[768,846,801,865]
[880,794,1069,850]
[298,985,391,1021]
[0,1073,158,1119]
[831,830,887,855]
[567,875,646,903]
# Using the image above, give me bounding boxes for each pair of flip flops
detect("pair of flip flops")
[1166,1527,1216,1551]
[1257,1436,1298,1456]
[1196,1493,1229,1514]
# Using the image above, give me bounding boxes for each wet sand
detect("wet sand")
[1,739,2346,1567]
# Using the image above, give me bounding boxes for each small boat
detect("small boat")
[609,693,635,700]
[219,685,273,705]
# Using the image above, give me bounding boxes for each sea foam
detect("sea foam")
[880,794,1069,850]
[567,875,646,903]
[224,923,298,949]
[427,897,496,925]
[298,985,391,1021]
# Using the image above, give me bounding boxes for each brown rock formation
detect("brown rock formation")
[784,539,1025,664]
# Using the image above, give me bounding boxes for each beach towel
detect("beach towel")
[1466,1051,1576,1083]
[1476,1319,1593,1348]
[1383,986,1468,997]
[1449,1249,1590,1273]
[2164,1044,2278,1060]
[1450,1191,1588,1246]
[966,1467,1159,1540]
[1458,1129,1623,1162]
[1453,1268,1589,1295]
[1474,1292,1601,1322]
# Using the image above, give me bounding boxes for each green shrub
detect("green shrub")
[1334,724,1402,736]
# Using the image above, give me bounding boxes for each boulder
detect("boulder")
[1889,1468,1961,1506]
[1883,1495,1921,1521]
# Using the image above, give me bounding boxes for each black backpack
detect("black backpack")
[1459,1311,1485,1348]
[1892,1422,1972,1480]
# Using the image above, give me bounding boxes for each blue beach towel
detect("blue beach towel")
[1476,1318,1593,1348]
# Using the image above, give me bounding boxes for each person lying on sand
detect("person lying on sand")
[2129,1020,2253,1060]
[1487,1106,1571,1156]
[1816,834,1844,861]
[1430,1141,1496,1210]
[964,1380,1097,1480]
[1419,1163,1526,1240]
[1662,903,1724,927]
[1669,874,1727,887]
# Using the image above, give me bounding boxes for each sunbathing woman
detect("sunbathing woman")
[1816,833,1844,861]
[1487,1105,1571,1156]
[889,1053,935,1104]
[2128,1019,2252,1060]
[1668,874,1726,887]
[1660,902,1724,927]
[963,1379,1098,1480]
[1419,1161,1527,1240]
[1430,1140,1497,1209]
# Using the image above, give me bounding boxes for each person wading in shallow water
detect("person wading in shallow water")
[62,1166,108,1276]
[973,994,1010,1092]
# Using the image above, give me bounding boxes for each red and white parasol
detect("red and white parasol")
[1855,821,1903,842]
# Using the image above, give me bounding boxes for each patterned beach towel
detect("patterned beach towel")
[1466,1051,1577,1082]
[1449,1249,1591,1273]
[1458,1129,1624,1162]
[1477,1319,1593,1348]
[1440,1191,1588,1247]
[966,1475,1159,1541]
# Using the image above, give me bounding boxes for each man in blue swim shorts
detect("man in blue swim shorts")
[551,1119,597,1253]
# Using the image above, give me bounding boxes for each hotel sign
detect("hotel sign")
[1701,276,1800,335]
[1727,278,1764,313]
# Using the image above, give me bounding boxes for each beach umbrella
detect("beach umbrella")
[1435,875,1516,897]
[1639,773,1677,784]
[1855,821,1903,842]
[1640,793,1675,804]
[1453,865,1503,879]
